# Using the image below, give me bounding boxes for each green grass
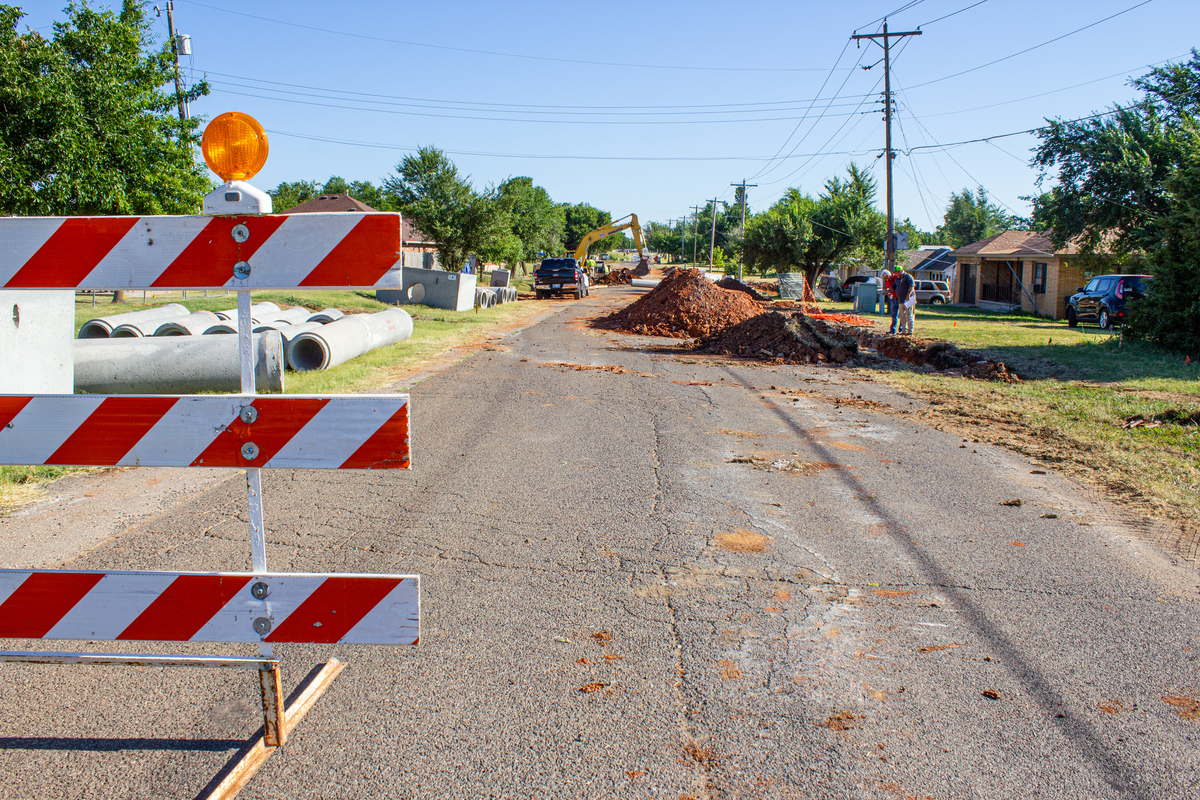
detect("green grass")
[845,301,1200,529]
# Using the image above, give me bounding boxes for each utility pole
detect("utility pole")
[679,217,686,264]
[165,1,188,121]
[731,180,756,282]
[690,205,701,266]
[708,198,721,270]
[851,20,920,278]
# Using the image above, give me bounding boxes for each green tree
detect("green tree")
[744,163,884,287]
[562,203,614,254]
[0,1,210,218]
[1126,126,1200,353]
[496,176,565,269]
[644,220,683,261]
[382,146,506,271]
[1031,50,1200,255]
[269,179,321,211]
[935,187,1012,249]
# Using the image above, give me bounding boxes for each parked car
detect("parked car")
[1066,274,1153,329]
[841,275,882,296]
[816,275,843,301]
[913,280,951,304]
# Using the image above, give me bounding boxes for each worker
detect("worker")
[894,265,916,335]
[881,269,898,333]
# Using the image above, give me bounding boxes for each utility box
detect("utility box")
[851,283,879,313]
[0,291,74,393]
[377,267,477,312]
[489,269,511,288]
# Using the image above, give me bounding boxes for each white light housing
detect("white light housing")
[203,180,273,216]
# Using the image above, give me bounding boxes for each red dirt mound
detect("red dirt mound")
[695,311,859,364]
[597,269,633,285]
[851,330,1020,382]
[593,268,762,338]
[715,277,765,301]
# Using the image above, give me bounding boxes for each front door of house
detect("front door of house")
[961,264,975,304]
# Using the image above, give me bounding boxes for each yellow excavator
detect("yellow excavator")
[573,213,651,278]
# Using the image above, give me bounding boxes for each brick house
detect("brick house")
[284,194,439,269]
[950,231,1086,320]
[902,246,956,283]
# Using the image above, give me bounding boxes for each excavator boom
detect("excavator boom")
[573,214,645,266]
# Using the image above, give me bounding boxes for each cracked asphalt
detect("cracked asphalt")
[1,286,1198,799]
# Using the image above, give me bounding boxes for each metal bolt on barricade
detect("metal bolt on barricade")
[0,111,418,799]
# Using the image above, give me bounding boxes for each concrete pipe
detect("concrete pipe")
[74,331,284,394]
[287,308,413,372]
[153,310,221,336]
[213,301,280,321]
[253,307,312,327]
[79,303,188,338]
[264,321,324,347]
[306,308,344,324]
[631,278,661,289]
[203,322,239,334]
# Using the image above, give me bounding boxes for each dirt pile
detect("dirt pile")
[593,268,762,338]
[596,269,633,285]
[715,277,765,300]
[695,311,859,364]
[854,331,1020,382]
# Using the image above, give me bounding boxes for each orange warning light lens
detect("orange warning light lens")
[201,112,269,181]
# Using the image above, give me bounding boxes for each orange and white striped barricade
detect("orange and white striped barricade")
[0,114,418,795]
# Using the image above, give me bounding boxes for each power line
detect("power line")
[202,70,876,113]
[180,0,854,74]
[918,0,989,27]
[213,87,879,125]
[906,0,1156,90]
[206,78,875,118]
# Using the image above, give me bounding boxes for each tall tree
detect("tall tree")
[496,176,565,269]
[1031,50,1200,255]
[382,146,506,271]
[0,1,210,219]
[268,179,321,211]
[936,187,1012,249]
[1126,126,1200,353]
[561,203,613,254]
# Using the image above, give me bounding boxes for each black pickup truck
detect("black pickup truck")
[534,257,590,300]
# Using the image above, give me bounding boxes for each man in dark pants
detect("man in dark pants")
[882,269,899,334]
[894,266,915,335]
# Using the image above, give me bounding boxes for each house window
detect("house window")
[1032,262,1047,294]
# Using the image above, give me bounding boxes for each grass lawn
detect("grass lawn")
[837,300,1199,535]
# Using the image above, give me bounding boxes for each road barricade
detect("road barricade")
[0,204,417,797]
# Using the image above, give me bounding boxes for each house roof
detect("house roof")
[284,194,379,214]
[950,230,1077,258]
[284,194,435,244]
[903,247,956,273]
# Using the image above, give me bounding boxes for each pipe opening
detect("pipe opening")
[289,337,328,371]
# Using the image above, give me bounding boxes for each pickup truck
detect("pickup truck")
[534,257,590,300]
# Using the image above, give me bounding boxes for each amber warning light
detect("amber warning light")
[201,111,273,216]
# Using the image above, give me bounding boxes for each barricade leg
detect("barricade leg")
[259,664,286,747]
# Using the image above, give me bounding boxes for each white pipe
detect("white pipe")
[252,307,312,326]
[306,308,344,324]
[213,301,279,321]
[287,308,413,372]
[74,331,284,394]
[631,279,661,288]
[153,310,221,336]
[264,321,325,345]
[79,303,188,338]
[203,322,239,334]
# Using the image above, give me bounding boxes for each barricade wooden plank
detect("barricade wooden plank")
[0,395,410,469]
[0,213,401,290]
[0,571,420,645]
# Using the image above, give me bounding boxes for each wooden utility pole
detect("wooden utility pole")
[165,1,188,121]
[708,199,721,270]
[690,205,701,266]
[731,180,756,282]
[851,20,920,277]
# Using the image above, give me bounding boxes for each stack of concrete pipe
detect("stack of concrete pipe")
[77,303,189,338]
[474,286,518,307]
[287,308,413,372]
[74,304,415,390]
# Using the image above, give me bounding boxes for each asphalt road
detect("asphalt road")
[1,286,1198,800]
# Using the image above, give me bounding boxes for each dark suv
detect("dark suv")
[1066,274,1153,329]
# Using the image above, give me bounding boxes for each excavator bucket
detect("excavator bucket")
[631,258,651,277]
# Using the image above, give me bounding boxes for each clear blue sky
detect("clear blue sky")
[18,0,1200,230]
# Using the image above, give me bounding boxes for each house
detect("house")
[902,246,956,284]
[949,230,1086,320]
[284,194,439,269]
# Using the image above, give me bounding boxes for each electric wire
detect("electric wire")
[906,0,1156,90]
[918,0,989,27]
[179,0,853,74]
